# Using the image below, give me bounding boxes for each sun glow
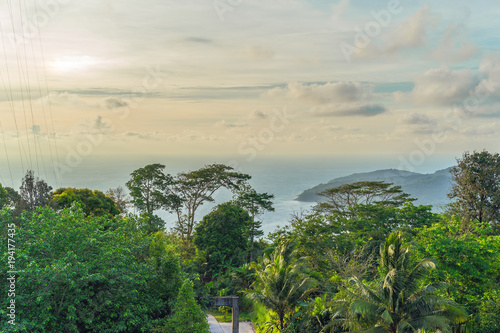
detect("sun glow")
[50,56,101,73]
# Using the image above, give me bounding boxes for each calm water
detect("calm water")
[0,154,454,235]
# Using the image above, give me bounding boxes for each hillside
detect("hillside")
[296,167,453,209]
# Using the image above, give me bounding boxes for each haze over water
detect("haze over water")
[0,153,456,235]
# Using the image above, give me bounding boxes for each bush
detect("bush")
[0,206,182,332]
[166,280,209,333]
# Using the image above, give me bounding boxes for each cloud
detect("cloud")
[354,4,436,59]
[384,4,434,53]
[460,122,500,137]
[215,120,248,128]
[310,103,387,117]
[246,45,275,60]
[104,97,130,109]
[398,113,438,134]
[432,23,477,63]
[251,109,268,119]
[401,113,435,125]
[45,92,100,109]
[409,66,478,106]
[181,37,213,44]
[267,81,370,104]
[74,115,114,135]
[124,131,155,140]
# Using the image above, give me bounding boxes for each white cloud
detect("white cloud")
[432,23,477,63]
[267,81,371,103]
[410,66,477,106]
[384,4,434,53]
[215,120,248,128]
[310,103,387,117]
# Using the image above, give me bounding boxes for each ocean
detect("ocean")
[0,154,455,235]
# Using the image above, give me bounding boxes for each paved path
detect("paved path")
[207,314,255,333]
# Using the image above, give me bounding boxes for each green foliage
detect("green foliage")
[247,240,316,330]
[479,289,500,332]
[271,202,438,279]
[148,232,184,314]
[416,216,500,330]
[194,202,252,279]
[172,163,251,240]
[51,187,120,218]
[105,186,130,214]
[449,150,500,233]
[0,183,8,209]
[234,185,274,262]
[127,212,166,234]
[165,280,209,333]
[315,180,414,216]
[126,163,175,215]
[337,232,468,332]
[0,205,181,332]
[19,170,53,211]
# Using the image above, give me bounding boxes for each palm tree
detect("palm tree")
[247,240,316,331]
[336,232,467,332]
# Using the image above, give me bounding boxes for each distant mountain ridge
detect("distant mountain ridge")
[296,167,454,209]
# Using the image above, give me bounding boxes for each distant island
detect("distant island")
[296,167,454,210]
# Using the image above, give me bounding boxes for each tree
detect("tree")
[337,232,468,332]
[0,205,181,332]
[148,232,183,315]
[247,240,316,331]
[4,186,21,208]
[234,185,274,262]
[166,280,209,333]
[19,170,53,211]
[126,163,174,215]
[105,186,130,214]
[171,164,251,240]
[416,216,500,331]
[270,202,438,275]
[315,181,414,217]
[51,187,120,218]
[0,183,8,209]
[193,202,252,279]
[448,150,500,232]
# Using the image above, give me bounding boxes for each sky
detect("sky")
[1,0,500,186]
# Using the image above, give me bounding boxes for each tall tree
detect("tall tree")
[19,170,53,211]
[170,164,251,240]
[247,240,315,331]
[51,188,120,218]
[448,150,500,232]
[315,181,414,217]
[105,186,130,214]
[0,183,8,209]
[336,232,468,332]
[193,202,252,279]
[234,185,274,262]
[126,163,174,215]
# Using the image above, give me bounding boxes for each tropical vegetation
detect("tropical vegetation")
[1,150,499,332]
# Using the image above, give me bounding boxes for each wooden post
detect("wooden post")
[213,296,239,333]
[232,297,239,333]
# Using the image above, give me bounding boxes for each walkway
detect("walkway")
[207,314,255,333]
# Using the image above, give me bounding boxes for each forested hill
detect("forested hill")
[296,167,453,208]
